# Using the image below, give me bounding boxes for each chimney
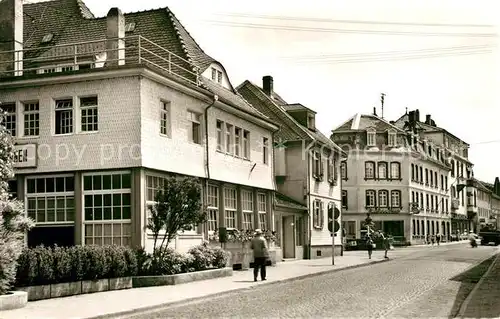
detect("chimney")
[415,109,420,122]
[106,8,125,66]
[495,177,500,196]
[263,75,273,96]
[425,114,431,124]
[373,107,377,116]
[0,0,23,76]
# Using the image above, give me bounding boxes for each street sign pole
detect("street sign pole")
[332,228,335,265]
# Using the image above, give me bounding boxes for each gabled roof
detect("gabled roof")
[236,80,344,153]
[21,0,269,121]
[333,113,405,133]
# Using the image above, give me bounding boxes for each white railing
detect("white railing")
[0,35,201,86]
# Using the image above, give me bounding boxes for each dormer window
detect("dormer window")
[211,67,223,84]
[41,33,53,44]
[125,22,136,33]
[387,130,396,147]
[366,128,376,146]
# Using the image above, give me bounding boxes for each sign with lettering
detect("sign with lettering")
[13,144,37,168]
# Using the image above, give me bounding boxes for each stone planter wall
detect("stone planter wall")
[132,267,233,288]
[16,277,132,301]
[0,291,28,311]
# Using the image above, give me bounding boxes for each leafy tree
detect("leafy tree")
[147,176,206,262]
[0,109,34,295]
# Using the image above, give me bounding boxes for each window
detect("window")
[419,167,423,183]
[211,68,217,81]
[341,161,347,180]
[342,190,348,209]
[225,123,233,154]
[262,137,269,164]
[445,198,449,212]
[426,194,430,209]
[224,188,237,229]
[23,102,39,136]
[258,193,267,230]
[55,98,73,134]
[390,162,400,179]
[8,180,17,199]
[242,190,254,230]
[425,169,429,185]
[391,190,401,208]
[243,130,250,159]
[367,130,376,146]
[434,172,438,188]
[365,161,375,179]
[26,176,75,224]
[235,127,242,156]
[429,170,433,187]
[327,156,337,184]
[188,111,202,144]
[216,120,224,151]
[313,151,323,178]
[378,190,388,207]
[411,164,415,181]
[451,160,455,177]
[1,102,16,136]
[217,70,223,84]
[80,96,98,132]
[207,185,219,233]
[441,175,444,190]
[365,190,376,207]
[313,200,324,229]
[83,172,132,246]
[377,162,388,179]
[388,131,396,146]
[160,101,170,136]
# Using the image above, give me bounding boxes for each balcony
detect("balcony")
[0,36,201,87]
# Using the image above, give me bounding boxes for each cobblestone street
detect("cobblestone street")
[125,245,499,319]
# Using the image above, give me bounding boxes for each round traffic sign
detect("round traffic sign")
[333,207,340,220]
[334,221,341,233]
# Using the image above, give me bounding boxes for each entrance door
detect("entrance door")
[282,215,295,258]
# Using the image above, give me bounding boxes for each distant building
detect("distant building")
[332,108,475,245]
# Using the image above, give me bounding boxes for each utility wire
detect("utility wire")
[279,44,495,60]
[206,21,498,38]
[213,12,494,29]
[277,49,492,65]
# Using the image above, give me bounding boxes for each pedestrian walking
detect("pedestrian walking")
[436,233,441,246]
[379,232,390,259]
[431,235,435,246]
[366,234,374,259]
[250,229,269,282]
[426,234,431,245]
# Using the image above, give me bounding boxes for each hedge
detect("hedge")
[15,243,229,286]
[15,245,138,287]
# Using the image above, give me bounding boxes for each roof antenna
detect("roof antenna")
[380,93,386,119]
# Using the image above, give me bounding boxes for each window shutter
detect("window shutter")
[320,201,324,228]
[313,201,318,227]
[320,153,324,177]
[312,152,317,177]
[334,159,338,182]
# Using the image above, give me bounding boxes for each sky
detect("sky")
[37,0,500,182]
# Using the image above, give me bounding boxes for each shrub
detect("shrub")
[15,248,37,287]
[83,246,109,280]
[122,246,138,277]
[104,246,127,278]
[211,246,229,269]
[188,244,214,271]
[68,246,86,281]
[34,246,54,285]
[52,246,72,283]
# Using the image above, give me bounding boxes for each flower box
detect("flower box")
[50,281,82,298]
[81,279,109,294]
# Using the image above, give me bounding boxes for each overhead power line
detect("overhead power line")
[279,44,496,60]
[206,21,498,38]
[213,12,494,29]
[283,49,492,65]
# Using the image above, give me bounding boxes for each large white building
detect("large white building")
[332,108,475,245]
[0,0,280,253]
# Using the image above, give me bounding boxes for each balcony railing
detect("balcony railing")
[0,35,201,86]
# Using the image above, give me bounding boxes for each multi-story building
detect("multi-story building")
[238,76,346,259]
[0,0,279,253]
[394,110,475,236]
[473,179,493,228]
[484,177,500,229]
[331,110,438,245]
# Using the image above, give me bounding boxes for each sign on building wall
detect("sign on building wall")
[13,143,37,168]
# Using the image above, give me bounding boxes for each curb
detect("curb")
[88,258,390,319]
[456,252,500,318]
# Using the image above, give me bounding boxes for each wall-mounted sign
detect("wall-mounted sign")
[13,143,37,168]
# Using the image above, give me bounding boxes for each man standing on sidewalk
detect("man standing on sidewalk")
[251,229,269,282]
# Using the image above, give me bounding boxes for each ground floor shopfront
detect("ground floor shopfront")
[12,167,274,253]
[342,213,452,245]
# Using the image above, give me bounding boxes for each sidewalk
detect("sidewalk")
[459,253,500,318]
[1,252,388,319]
[411,240,469,247]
